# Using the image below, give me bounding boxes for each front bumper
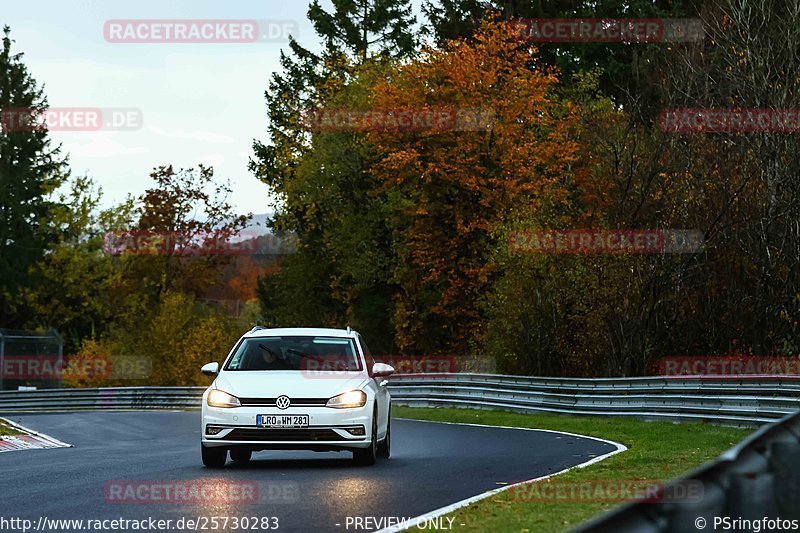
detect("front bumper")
[201,404,372,451]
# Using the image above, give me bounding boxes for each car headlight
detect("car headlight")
[326,390,367,409]
[207,389,241,408]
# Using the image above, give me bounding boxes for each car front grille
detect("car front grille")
[223,428,346,441]
[238,397,328,407]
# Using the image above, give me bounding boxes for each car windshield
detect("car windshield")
[224,336,362,372]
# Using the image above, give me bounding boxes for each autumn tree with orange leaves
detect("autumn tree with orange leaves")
[368,19,588,354]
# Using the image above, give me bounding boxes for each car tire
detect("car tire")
[201,445,227,468]
[230,449,252,464]
[353,406,378,466]
[377,409,391,459]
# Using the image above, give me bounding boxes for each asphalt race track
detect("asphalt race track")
[0,411,619,532]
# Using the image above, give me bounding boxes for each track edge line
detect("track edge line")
[375,417,627,533]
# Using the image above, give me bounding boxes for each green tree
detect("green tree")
[22,177,134,352]
[0,26,68,324]
[67,292,241,387]
[309,0,416,60]
[423,0,699,113]
[255,64,397,352]
[251,0,417,235]
[251,2,416,352]
[422,0,491,44]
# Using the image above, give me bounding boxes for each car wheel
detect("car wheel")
[201,445,227,468]
[377,408,391,459]
[230,449,252,464]
[353,406,378,466]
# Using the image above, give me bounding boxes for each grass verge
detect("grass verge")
[393,406,752,532]
[0,418,21,436]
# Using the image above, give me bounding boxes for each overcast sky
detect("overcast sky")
[2,0,424,216]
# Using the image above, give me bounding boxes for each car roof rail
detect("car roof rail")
[346,326,352,334]
[250,325,268,333]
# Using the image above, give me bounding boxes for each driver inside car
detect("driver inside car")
[247,343,295,371]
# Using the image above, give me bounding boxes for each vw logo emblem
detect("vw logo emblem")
[276,395,291,410]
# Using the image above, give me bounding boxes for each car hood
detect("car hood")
[213,371,369,399]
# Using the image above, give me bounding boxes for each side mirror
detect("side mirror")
[372,362,395,378]
[201,362,220,376]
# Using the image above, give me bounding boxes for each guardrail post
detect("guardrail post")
[667,480,726,533]
[770,441,800,519]
[728,472,778,519]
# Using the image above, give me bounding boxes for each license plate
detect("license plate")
[257,414,309,428]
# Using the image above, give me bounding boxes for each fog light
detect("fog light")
[345,426,365,436]
[206,425,224,435]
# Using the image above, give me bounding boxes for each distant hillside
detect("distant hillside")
[243,213,274,236]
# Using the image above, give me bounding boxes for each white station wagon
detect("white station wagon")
[200,327,394,467]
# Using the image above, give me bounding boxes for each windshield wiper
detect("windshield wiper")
[258,344,281,359]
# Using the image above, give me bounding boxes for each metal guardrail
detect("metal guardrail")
[0,386,205,411]
[0,374,798,427]
[389,373,800,426]
[575,409,800,532]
